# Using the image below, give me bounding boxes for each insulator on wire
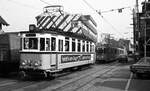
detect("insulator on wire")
[118,9,122,13]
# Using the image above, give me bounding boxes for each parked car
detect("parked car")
[130,57,150,78]
[117,54,128,63]
[134,52,140,62]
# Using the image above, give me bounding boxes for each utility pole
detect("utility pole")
[134,0,139,55]
[144,0,147,59]
[136,0,139,13]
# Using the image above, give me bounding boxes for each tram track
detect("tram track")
[0,62,119,91]
[72,66,119,91]
[42,62,119,91]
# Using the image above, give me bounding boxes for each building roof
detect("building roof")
[0,16,9,26]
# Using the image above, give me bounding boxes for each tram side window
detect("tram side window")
[92,45,95,52]
[46,38,50,51]
[40,38,45,51]
[72,39,76,52]
[58,39,63,51]
[104,48,106,53]
[86,41,89,52]
[78,40,81,52]
[20,38,22,50]
[82,41,85,52]
[65,37,70,51]
[90,42,92,52]
[24,38,38,49]
[51,37,56,51]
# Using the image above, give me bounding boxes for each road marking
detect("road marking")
[125,73,133,91]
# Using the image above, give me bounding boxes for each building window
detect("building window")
[78,40,81,52]
[65,37,70,51]
[72,38,76,52]
[59,39,63,51]
[51,37,56,51]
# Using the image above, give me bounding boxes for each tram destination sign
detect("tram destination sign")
[61,54,91,63]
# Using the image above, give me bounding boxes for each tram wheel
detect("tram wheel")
[18,71,27,80]
[48,72,56,80]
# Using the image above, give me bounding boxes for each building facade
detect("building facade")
[133,0,150,57]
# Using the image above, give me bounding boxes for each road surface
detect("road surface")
[0,59,149,91]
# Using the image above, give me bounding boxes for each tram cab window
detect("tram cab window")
[86,41,89,52]
[59,39,63,51]
[24,38,38,49]
[72,39,76,52]
[40,38,45,51]
[46,38,50,51]
[51,37,56,51]
[65,37,70,51]
[78,40,81,52]
[82,41,85,52]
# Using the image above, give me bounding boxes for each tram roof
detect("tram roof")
[20,29,96,42]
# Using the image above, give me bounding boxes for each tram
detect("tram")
[19,26,95,78]
[19,5,97,79]
[96,45,126,63]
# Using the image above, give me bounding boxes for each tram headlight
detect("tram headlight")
[33,60,42,67]
[21,60,27,66]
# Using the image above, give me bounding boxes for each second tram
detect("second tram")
[96,45,126,63]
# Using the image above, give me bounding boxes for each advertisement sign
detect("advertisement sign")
[61,54,91,63]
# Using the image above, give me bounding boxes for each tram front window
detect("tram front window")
[24,38,38,50]
[96,48,104,54]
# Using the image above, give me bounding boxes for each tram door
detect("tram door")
[50,54,57,67]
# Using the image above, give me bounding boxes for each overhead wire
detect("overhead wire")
[100,14,125,37]
[40,0,52,6]
[7,0,38,10]
[82,0,127,38]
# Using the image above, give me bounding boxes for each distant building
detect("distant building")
[0,16,9,33]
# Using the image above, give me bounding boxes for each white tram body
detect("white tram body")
[20,31,96,77]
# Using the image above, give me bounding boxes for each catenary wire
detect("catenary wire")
[82,0,130,38]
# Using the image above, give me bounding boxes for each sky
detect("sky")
[0,0,145,42]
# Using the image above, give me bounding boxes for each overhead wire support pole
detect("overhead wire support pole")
[144,0,147,59]
[136,0,139,13]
